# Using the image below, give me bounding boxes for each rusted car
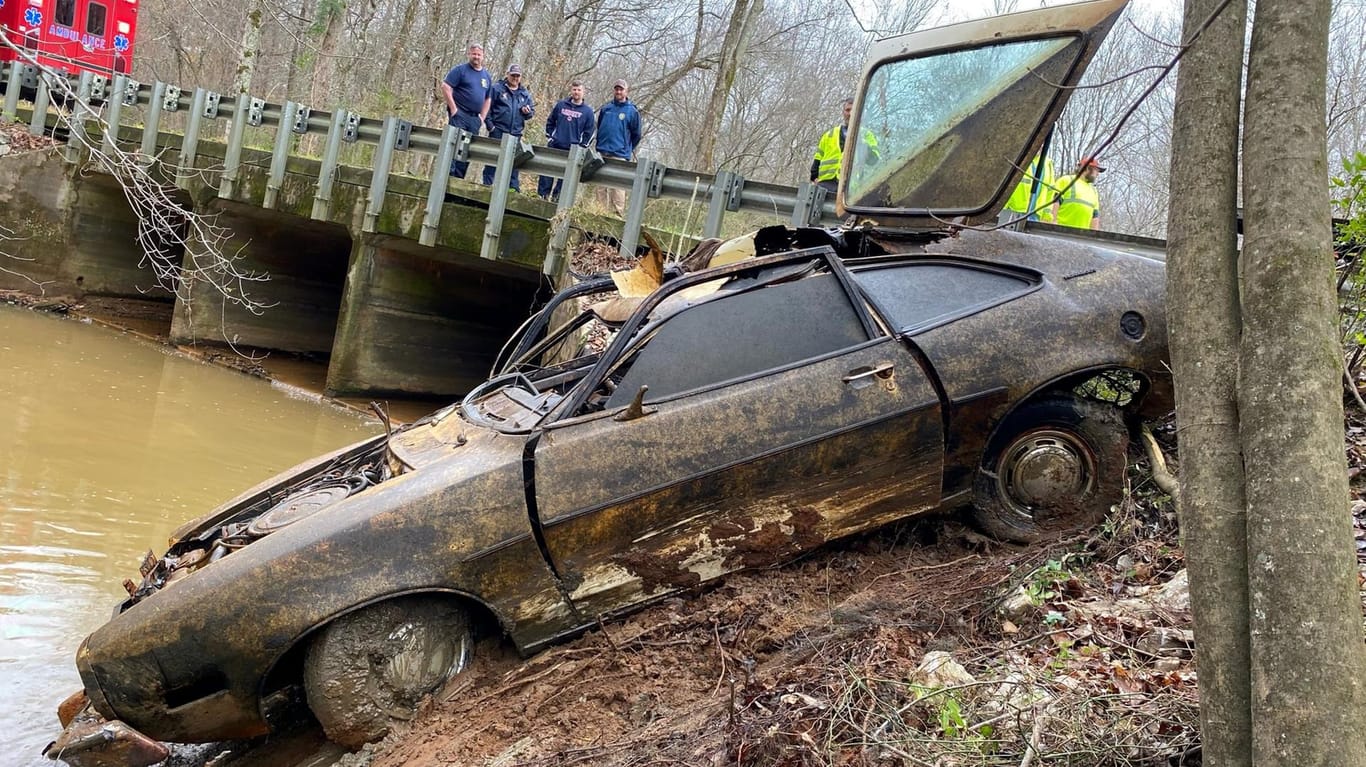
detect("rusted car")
[48,1,1165,763]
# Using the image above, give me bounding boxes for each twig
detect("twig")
[456,660,567,703]
[1139,423,1180,496]
[596,613,621,652]
[1345,359,1366,414]
[710,616,729,695]
[1018,703,1053,767]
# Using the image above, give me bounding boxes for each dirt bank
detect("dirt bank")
[352,452,1203,767]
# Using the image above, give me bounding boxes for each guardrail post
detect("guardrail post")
[102,74,129,157]
[479,132,521,261]
[544,144,588,277]
[3,62,22,121]
[311,107,348,220]
[219,93,252,199]
[28,74,51,136]
[263,101,299,209]
[175,88,210,188]
[64,72,94,165]
[420,123,460,247]
[619,158,664,258]
[139,81,167,166]
[791,182,827,227]
[703,171,744,240]
[363,116,402,233]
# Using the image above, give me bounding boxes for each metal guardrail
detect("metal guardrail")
[0,62,841,276]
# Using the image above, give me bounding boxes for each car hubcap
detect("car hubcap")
[999,429,1096,516]
[369,616,471,715]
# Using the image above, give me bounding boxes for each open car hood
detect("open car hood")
[841,0,1128,229]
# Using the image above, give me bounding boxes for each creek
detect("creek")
[0,305,382,766]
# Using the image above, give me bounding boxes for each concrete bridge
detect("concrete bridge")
[0,65,838,398]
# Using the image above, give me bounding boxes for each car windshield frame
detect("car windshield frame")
[839,0,1129,228]
[844,34,1085,217]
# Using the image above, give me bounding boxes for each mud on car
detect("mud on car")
[46,1,1166,764]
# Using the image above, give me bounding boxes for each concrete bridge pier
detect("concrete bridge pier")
[325,235,545,398]
[169,203,351,353]
[0,151,178,309]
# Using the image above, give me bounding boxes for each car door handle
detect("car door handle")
[842,363,895,383]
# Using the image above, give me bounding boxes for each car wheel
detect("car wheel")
[972,395,1128,543]
[303,596,472,748]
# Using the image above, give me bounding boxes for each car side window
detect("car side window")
[853,262,1038,334]
[604,273,868,409]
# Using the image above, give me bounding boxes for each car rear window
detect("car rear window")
[853,262,1037,333]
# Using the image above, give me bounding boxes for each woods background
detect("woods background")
[127,0,1365,238]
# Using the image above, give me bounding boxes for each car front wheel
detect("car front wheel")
[303,595,473,748]
[972,395,1128,543]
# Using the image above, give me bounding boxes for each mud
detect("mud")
[362,503,1200,767]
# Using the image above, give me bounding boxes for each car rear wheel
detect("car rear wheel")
[972,395,1127,542]
[303,596,472,748]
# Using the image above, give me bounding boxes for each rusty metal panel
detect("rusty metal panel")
[898,228,1168,409]
[533,338,942,618]
[78,423,577,742]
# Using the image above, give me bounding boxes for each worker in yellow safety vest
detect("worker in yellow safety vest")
[1003,154,1057,223]
[810,98,878,193]
[1054,157,1104,230]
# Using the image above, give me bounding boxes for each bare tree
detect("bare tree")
[696,0,764,171]
[0,33,275,318]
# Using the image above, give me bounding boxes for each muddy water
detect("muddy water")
[0,306,382,766]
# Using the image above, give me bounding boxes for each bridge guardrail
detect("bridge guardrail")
[1,62,841,276]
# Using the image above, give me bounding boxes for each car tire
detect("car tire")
[972,395,1128,543]
[303,596,472,748]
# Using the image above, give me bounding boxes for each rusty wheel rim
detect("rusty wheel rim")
[996,428,1098,524]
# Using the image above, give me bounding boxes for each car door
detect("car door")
[531,257,944,619]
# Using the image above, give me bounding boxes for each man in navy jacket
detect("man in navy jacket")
[482,64,536,191]
[595,79,642,215]
[440,43,492,179]
[538,80,596,201]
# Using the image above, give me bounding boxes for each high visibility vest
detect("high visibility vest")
[814,126,844,182]
[815,125,880,183]
[1004,155,1056,223]
[1055,174,1100,229]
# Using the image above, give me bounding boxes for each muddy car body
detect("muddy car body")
[50,1,1165,762]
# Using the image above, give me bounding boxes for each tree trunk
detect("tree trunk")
[504,0,542,67]
[697,0,764,171]
[307,0,348,110]
[232,0,266,95]
[285,0,314,102]
[381,0,422,103]
[1166,1,1251,765]
[1241,0,1366,764]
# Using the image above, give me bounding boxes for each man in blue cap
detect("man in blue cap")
[595,79,642,215]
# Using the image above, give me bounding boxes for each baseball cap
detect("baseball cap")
[1081,157,1106,172]
[613,79,628,89]
[507,64,522,75]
